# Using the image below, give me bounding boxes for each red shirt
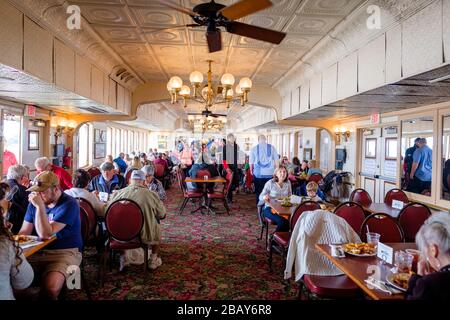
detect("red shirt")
[3,150,18,175]
[154,158,168,171]
[51,164,73,191]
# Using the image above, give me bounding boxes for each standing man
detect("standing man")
[409,138,432,194]
[218,133,241,203]
[250,135,279,204]
[404,137,421,189]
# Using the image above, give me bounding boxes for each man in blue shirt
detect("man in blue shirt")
[113,152,127,174]
[88,161,126,196]
[19,171,82,299]
[409,138,432,194]
[250,135,279,204]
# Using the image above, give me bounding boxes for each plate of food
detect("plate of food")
[278,196,293,207]
[12,235,39,246]
[343,243,377,257]
[386,271,411,292]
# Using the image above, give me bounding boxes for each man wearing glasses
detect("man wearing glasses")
[19,171,82,299]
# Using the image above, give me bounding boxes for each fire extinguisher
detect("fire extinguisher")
[63,146,72,169]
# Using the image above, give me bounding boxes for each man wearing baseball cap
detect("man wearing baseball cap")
[19,171,82,299]
[107,169,166,271]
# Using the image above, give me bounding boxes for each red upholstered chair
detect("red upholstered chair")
[77,198,97,239]
[206,171,233,215]
[100,199,147,286]
[398,202,431,242]
[257,203,276,251]
[125,168,136,185]
[299,274,361,300]
[87,167,101,179]
[333,202,366,234]
[177,169,204,215]
[360,213,405,243]
[384,188,409,206]
[349,188,373,207]
[196,169,211,179]
[268,201,321,272]
[78,207,92,299]
[308,173,323,184]
[154,164,170,189]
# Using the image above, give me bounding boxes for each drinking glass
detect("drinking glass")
[405,249,420,273]
[366,232,381,251]
[204,175,208,180]
[395,251,414,273]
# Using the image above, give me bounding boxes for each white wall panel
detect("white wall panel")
[117,84,125,113]
[322,63,337,105]
[124,89,131,115]
[402,1,443,77]
[282,93,291,119]
[103,75,109,105]
[291,87,300,115]
[337,52,358,100]
[444,0,450,63]
[0,1,23,69]
[54,40,75,92]
[309,74,322,109]
[108,79,117,108]
[300,82,309,112]
[91,66,104,103]
[24,18,53,83]
[358,34,385,92]
[386,25,402,83]
[75,55,91,98]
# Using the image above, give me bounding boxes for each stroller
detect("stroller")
[320,170,353,203]
[243,166,254,194]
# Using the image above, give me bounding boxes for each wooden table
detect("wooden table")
[266,199,298,219]
[23,236,56,258]
[315,243,416,300]
[364,203,402,218]
[185,176,227,214]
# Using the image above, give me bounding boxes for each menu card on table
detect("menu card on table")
[377,242,393,264]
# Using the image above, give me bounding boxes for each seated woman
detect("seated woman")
[141,165,166,201]
[406,212,450,300]
[260,166,292,232]
[291,157,301,175]
[0,185,34,300]
[65,169,106,217]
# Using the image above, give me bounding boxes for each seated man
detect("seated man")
[5,164,30,234]
[141,165,166,201]
[113,153,127,174]
[35,157,73,191]
[65,169,106,217]
[19,171,82,299]
[88,162,126,198]
[284,210,360,282]
[108,170,166,270]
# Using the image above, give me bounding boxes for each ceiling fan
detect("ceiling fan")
[188,108,226,118]
[155,0,286,53]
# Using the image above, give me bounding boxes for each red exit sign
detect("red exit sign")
[370,113,380,125]
[25,105,36,117]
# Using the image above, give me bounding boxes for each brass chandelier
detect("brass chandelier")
[166,60,253,109]
[187,114,227,133]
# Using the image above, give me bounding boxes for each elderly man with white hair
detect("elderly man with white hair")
[87,161,126,196]
[406,212,450,300]
[141,165,166,201]
[34,157,73,191]
[108,170,166,271]
[5,164,30,234]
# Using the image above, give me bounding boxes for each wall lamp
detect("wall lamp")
[334,127,351,143]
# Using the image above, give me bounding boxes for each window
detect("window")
[385,138,397,160]
[115,129,121,156]
[78,124,89,168]
[107,127,112,156]
[365,138,377,158]
[128,131,134,153]
[2,113,21,176]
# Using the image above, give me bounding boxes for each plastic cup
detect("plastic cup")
[395,251,414,273]
[405,249,420,273]
[366,232,381,246]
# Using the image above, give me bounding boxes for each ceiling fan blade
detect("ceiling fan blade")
[141,24,199,34]
[154,0,197,17]
[206,30,222,53]
[227,21,286,44]
[219,0,272,21]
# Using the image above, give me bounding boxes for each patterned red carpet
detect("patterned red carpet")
[67,187,298,300]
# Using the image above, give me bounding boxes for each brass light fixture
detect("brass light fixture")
[166,60,252,109]
[187,114,227,133]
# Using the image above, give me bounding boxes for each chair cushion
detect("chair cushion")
[303,274,360,298]
[273,232,290,247]
[109,239,143,250]
[207,192,224,199]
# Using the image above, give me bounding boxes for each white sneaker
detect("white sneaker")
[119,255,127,272]
[149,256,162,270]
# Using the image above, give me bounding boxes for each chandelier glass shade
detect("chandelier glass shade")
[166,60,252,108]
[187,115,227,133]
